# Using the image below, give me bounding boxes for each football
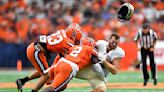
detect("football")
[117,3,134,22]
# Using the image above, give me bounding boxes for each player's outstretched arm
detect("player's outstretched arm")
[112,58,122,69]
[100,55,118,75]
[103,61,117,75]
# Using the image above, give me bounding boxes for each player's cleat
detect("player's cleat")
[16,79,24,92]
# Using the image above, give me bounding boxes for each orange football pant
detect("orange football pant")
[50,61,77,91]
[26,42,49,74]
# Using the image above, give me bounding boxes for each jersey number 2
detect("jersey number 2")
[70,47,82,57]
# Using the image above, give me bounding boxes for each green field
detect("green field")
[0,70,164,92]
[0,88,164,92]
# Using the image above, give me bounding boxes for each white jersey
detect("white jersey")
[96,40,125,76]
[75,40,125,89]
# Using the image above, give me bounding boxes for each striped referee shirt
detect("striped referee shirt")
[134,28,157,49]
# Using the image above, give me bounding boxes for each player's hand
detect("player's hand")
[103,61,117,75]
[150,48,154,52]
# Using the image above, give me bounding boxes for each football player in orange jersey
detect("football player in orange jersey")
[41,38,104,92]
[15,23,82,92]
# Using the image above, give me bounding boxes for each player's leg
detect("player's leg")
[52,62,76,91]
[16,72,40,92]
[18,59,44,81]
[31,48,49,91]
[16,70,41,87]
[91,86,106,92]
[45,55,61,85]
[16,43,48,91]
[16,43,41,92]
[35,55,63,91]
[76,65,106,92]
[31,72,49,92]
[41,54,62,85]
[75,65,92,79]
[43,62,77,92]
[89,78,106,92]
[27,71,41,80]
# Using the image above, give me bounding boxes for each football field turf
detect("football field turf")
[0,70,164,92]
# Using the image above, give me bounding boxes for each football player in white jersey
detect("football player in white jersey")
[75,33,125,92]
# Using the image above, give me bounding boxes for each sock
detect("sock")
[31,89,37,92]
[20,76,29,84]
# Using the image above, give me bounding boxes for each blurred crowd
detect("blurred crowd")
[0,0,163,44]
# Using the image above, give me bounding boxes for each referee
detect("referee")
[134,21,157,86]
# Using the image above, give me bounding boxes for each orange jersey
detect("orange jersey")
[65,45,97,69]
[46,30,74,53]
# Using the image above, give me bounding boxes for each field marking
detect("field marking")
[0,82,164,89]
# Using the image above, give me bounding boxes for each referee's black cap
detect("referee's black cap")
[143,23,149,29]
[143,19,150,29]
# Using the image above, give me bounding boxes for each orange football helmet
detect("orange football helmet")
[66,23,82,45]
[81,37,96,47]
